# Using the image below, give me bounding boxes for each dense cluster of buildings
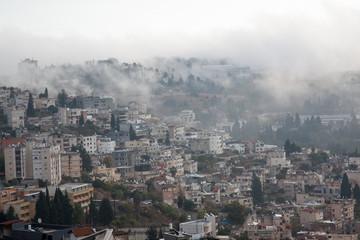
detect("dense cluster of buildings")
[2,84,360,240]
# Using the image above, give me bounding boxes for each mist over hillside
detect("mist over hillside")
[3,57,360,118]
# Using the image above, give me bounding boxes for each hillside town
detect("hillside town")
[0,79,360,240]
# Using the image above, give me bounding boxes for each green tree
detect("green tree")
[146,226,158,240]
[111,114,116,129]
[27,93,35,117]
[237,233,249,240]
[34,191,49,223]
[276,169,287,180]
[48,105,58,114]
[170,166,177,178]
[103,156,115,168]
[99,198,113,225]
[130,125,137,140]
[89,197,98,225]
[218,226,231,235]
[354,184,360,201]
[341,173,352,198]
[111,189,123,219]
[284,139,291,157]
[183,199,196,211]
[73,203,85,224]
[158,229,163,239]
[223,201,247,224]
[57,89,68,107]
[134,191,142,220]
[252,173,264,205]
[79,115,85,126]
[197,210,205,219]
[63,191,73,224]
[6,206,16,220]
[165,131,170,146]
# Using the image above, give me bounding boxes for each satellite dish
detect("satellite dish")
[38,218,42,224]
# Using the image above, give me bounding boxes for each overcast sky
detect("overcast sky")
[1,0,360,75]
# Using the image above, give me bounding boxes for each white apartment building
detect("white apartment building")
[81,135,97,154]
[32,144,61,186]
[179,110,195,122]
[266,151,291,169]
[97,138,116,154]
[4,143,27,181]
[189,134,223,155]
[179,214,217,239]
[7,107,25,128]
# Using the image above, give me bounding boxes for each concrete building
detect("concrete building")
[81,135,97,154]
[266,151,291,169]
[162,184,178,208]
[7,107,25,128]
[179,214,217,239]
[61,152,82,178]
[32,144,61,186]
[59,108,87,126]
[4,143,27,181]
[179,110,195,123]
[189,135,223,154]
[81,96,114,110]
[299,209,322,224]
[97,138,116,154]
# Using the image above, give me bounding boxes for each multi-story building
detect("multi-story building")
[179,214,217,239]
[286,170,322,186]
[61,152,82,178]
[163,155,184,176]
[189,135,223,154]
[162,184,178,208]
[97,138,116,154]
[314,181,341,200]
[3,199,33,223]
[0,188,19,210]
[7,107,25,128]
[81,96,114,110]
[266,151,291,169]
[4,143,28,181]
[81,135,97,154]
[179,110,195,123]
[32,144,61,186]
[324,198,355,221]
[59,108,87,126]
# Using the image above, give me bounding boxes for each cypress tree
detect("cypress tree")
[63,191,74,224]
[99,198,113,225]
[252,173,264,205]
[130,125,137,140]
[111,114,116,129]
[165,131,170,146]
[341,173,352,198]
[27,93,35,117]
[34,191,49,223]
[44,88,48,98]
[354,184,360,201]
[79,115,85,126]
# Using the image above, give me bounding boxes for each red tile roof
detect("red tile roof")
[0,219,23,225]
[71,227,95,237]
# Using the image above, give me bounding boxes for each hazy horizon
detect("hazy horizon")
[1,0,360,77]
